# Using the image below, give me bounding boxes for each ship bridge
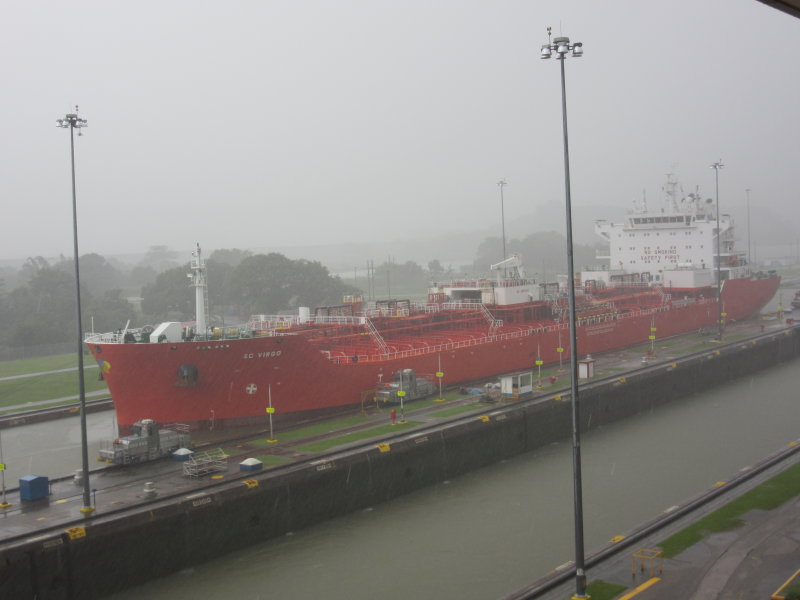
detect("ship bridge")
[591,174,745,285]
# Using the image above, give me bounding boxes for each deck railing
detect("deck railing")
[326,296,714,364]
[362,316,390,355]
[86,295,714,354]
[84,332,124,344]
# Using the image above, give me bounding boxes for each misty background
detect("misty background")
[1,1,799,325]
[3,1,800,258]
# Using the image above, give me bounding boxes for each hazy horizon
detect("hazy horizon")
[3,1,798,263]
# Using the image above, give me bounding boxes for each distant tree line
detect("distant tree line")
[0,254,137,356]
[0,232,603,359]
[140,250,361,323]
[474,232,604,282]
[0,247,363,358]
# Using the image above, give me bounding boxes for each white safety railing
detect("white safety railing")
[362,316,389,355]
[325,296,714,364]
[85,332,124,344]
[479,304,503,329]
[183,448,227,478]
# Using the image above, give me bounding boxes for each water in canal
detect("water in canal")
[91,354,800,600]
[0,411,115,484]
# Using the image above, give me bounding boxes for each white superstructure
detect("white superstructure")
[583,174,748,289]
[432,254,538,306]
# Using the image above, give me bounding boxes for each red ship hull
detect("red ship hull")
[86,275,779,432]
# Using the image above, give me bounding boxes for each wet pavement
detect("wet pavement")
[531,451,800,600]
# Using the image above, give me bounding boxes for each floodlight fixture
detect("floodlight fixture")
[710,160,725,342]
[541,26,588,600]
[57,105,94,516]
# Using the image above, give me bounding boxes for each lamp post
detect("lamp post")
[267,384,277,443]
[711,160,724,341]
[541,27,586,599]
[0,428,9,509]
[56,106,94,516]
[745,187,751,267]
[498,179,508,260]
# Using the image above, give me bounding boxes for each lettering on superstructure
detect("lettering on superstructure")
[586,323,618,336]
[243,350,283,359]
[640,248,678,261]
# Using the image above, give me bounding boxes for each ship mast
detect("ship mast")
[663,172,680,213]
[190,244,209,337]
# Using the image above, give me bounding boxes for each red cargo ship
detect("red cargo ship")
[86,175,779,432]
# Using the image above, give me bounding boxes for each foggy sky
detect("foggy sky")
[2,0,798,262]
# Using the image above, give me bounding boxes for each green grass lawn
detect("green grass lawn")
[582,580,628,600]
[682,342,717,353]
[429,403,486,418]
[598,366,629,373]
[0,365,108,409]
[624,341,683,356]
[254,455,291,467]
[658,461,800,558]
[250,415,375,446]
[724,332,752,342]
[221,447,247,458]
[396,395,461,413]
[0,352,81,378]
[296,420,423,453]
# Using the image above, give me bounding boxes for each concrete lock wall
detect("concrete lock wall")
[2,328,798,599]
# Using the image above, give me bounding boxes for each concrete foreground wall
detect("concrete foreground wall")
[2,328,798,599]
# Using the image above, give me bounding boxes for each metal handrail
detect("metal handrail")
[327,297,714,364]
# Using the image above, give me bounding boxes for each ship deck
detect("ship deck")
[309,288,677,364]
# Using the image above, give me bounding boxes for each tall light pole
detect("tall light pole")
[0,429,9,509]
[541,27,587,600]
[56,106,94,516]
[711,160,724,341]
[745,187,752,267]
[498,179,508,260]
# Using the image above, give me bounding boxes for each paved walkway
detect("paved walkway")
[532,454,800,600]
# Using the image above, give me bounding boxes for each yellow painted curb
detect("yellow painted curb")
[772,565,800,599]
[619,577,661,599]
